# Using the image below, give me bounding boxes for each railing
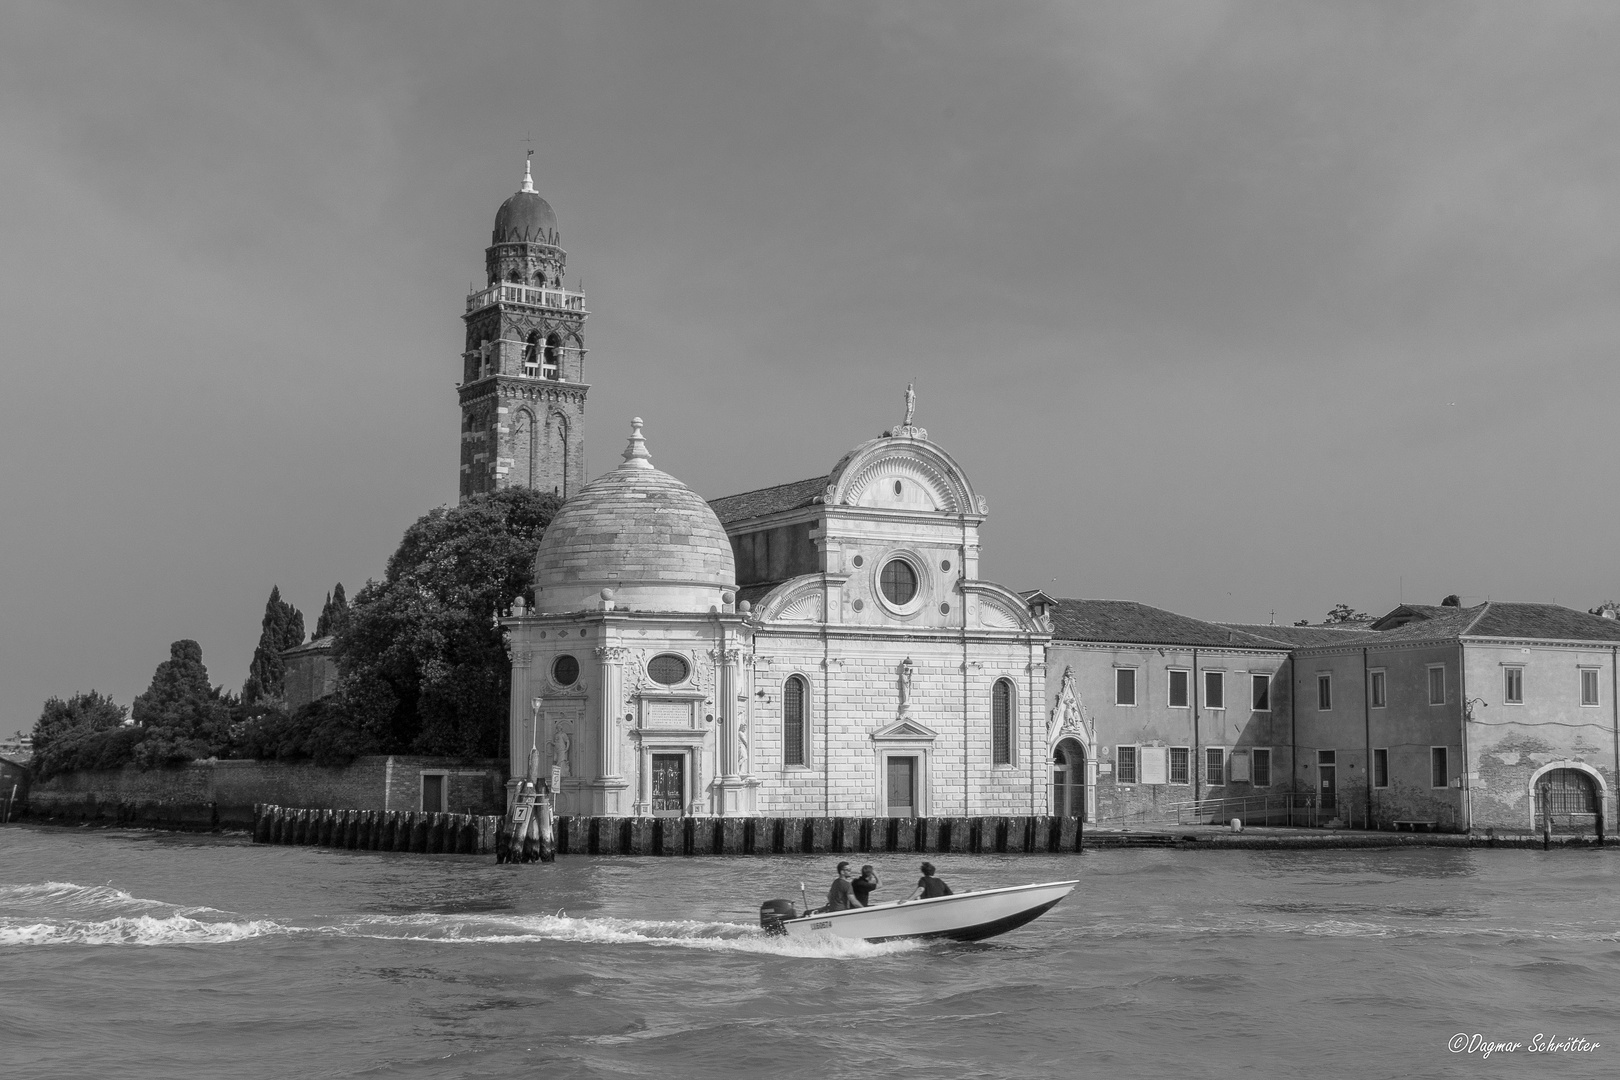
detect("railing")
[466,283,588,313]
[1101,792,1320,828]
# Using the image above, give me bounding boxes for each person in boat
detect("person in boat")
[852,865,881,906]
[825,861,860,911]
[906,862,953,900]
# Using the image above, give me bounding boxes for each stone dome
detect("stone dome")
[492,161,560,246]
[533,418,737,613]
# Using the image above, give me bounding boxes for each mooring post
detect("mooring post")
[1540,784,1552,851]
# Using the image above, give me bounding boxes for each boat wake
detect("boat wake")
[0,881,920,957]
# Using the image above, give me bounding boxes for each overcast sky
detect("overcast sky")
[3,1,1617,736]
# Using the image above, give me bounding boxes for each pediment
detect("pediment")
[870,718,939,742]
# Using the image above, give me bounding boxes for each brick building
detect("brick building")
[1290,601,1620,831]
[458,159,589,501]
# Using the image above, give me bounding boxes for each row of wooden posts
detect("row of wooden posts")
[250,804,1087,857]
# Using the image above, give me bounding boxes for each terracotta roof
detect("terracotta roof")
[1368,604,1456,631]
[1219,623,1382,648]
[1049,599,1287,650]
[1464,602,1620,642]
[282,635,335,658]
[709,476,828,525]
[1306,602,1620,648]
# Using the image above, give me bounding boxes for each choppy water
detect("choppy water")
[2,826,1616,1079]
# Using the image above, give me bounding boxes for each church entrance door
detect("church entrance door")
[652,753,686,816]
[886,756,916,818]
[1052,739,1086,820]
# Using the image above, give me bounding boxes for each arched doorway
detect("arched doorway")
[1533,766,1599,832]
[1053,738,1086,820]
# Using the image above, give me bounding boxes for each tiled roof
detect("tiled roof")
[1464,602,1620,642]
[1049,599,1287,650]
[282,635,335,657]
[1308,602,1620,648]
[736,582,783,609]
[1368,604,1455,631]
[1219,623,1382,648]
[709,476,828,525]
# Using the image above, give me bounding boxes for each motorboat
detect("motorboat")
[758,879,1077,943]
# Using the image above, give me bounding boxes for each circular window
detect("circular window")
[894,480,903,495]
[852,555,864,568]
[552,655,579,686]
[880,559,919,605]
[941,559,952,572]
[648,654,690,685]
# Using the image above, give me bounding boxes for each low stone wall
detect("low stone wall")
[25,755,506,829]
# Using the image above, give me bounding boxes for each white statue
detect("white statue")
[551,725,572,778]
[904,382,917,427]
[898,656,914,714]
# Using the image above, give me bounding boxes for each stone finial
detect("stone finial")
[521,155,536,194]
[621,417,653,468]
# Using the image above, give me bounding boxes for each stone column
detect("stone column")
[595,646,629,780]
[509,649,532,784]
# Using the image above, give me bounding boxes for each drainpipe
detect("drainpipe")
[1458,643,1472,834]
[1192,649,1200,805]
[1362,648,1373,830]
[823,585,831,818]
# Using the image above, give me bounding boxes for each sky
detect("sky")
[2,1,1618,737]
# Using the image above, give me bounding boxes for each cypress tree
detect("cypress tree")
[315,582,349,639]
[243,585,305,703]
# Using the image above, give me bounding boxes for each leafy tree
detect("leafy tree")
[29,691,135,779]
[132,640,233,767]
[314,583,350,639]
[244,586,305,703]
[334,488,560,758]
[1322,603,1371,625]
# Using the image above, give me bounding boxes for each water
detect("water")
[2,827,1616,1080]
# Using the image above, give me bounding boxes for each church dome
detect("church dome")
[492,160,560,246]
[533,419,736,613]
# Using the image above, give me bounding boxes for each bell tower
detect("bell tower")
[458,157,589,502]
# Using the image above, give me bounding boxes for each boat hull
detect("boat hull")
[777,880,1077,943]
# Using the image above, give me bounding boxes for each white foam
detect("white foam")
[0,914,292,947]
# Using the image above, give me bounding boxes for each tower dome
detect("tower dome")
[533,419,736,613]
[492,159,560,245]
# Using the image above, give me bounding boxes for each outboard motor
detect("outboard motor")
[759,899,797,936]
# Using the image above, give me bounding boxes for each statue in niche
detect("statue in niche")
[898,656,915,715]
[551,724,572,778]
[1048,665,1087,747]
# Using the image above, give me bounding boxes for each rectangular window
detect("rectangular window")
[1251,673,1271,712]
[1204,671,1225,710]
[1205,747,1225,786]
[1252,748,1272,787]
[1169,746,1190,785]
[1503,666,1523,704]
[1116,745,1138,784]
[1581,668,1600,707]
[1115,667,1137,706]
[1431,746,1448,788]
[1168,669,1189,708]
[1317,672,1332,711]
[1373,748,1389,788]
[1428,665,1446,706]
[1369,669,1386,709]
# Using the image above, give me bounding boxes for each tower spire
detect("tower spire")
[521,151,536,193]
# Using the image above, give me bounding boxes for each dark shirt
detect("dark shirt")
[826,877,858,910]
[851,877,879,906]
[917,875,953,899]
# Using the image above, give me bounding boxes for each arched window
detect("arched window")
[543,332,561,379]
[783,675,807,767]
[1540,768,1597,815]
[524,331,541,376]
[991,679,1013,765]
